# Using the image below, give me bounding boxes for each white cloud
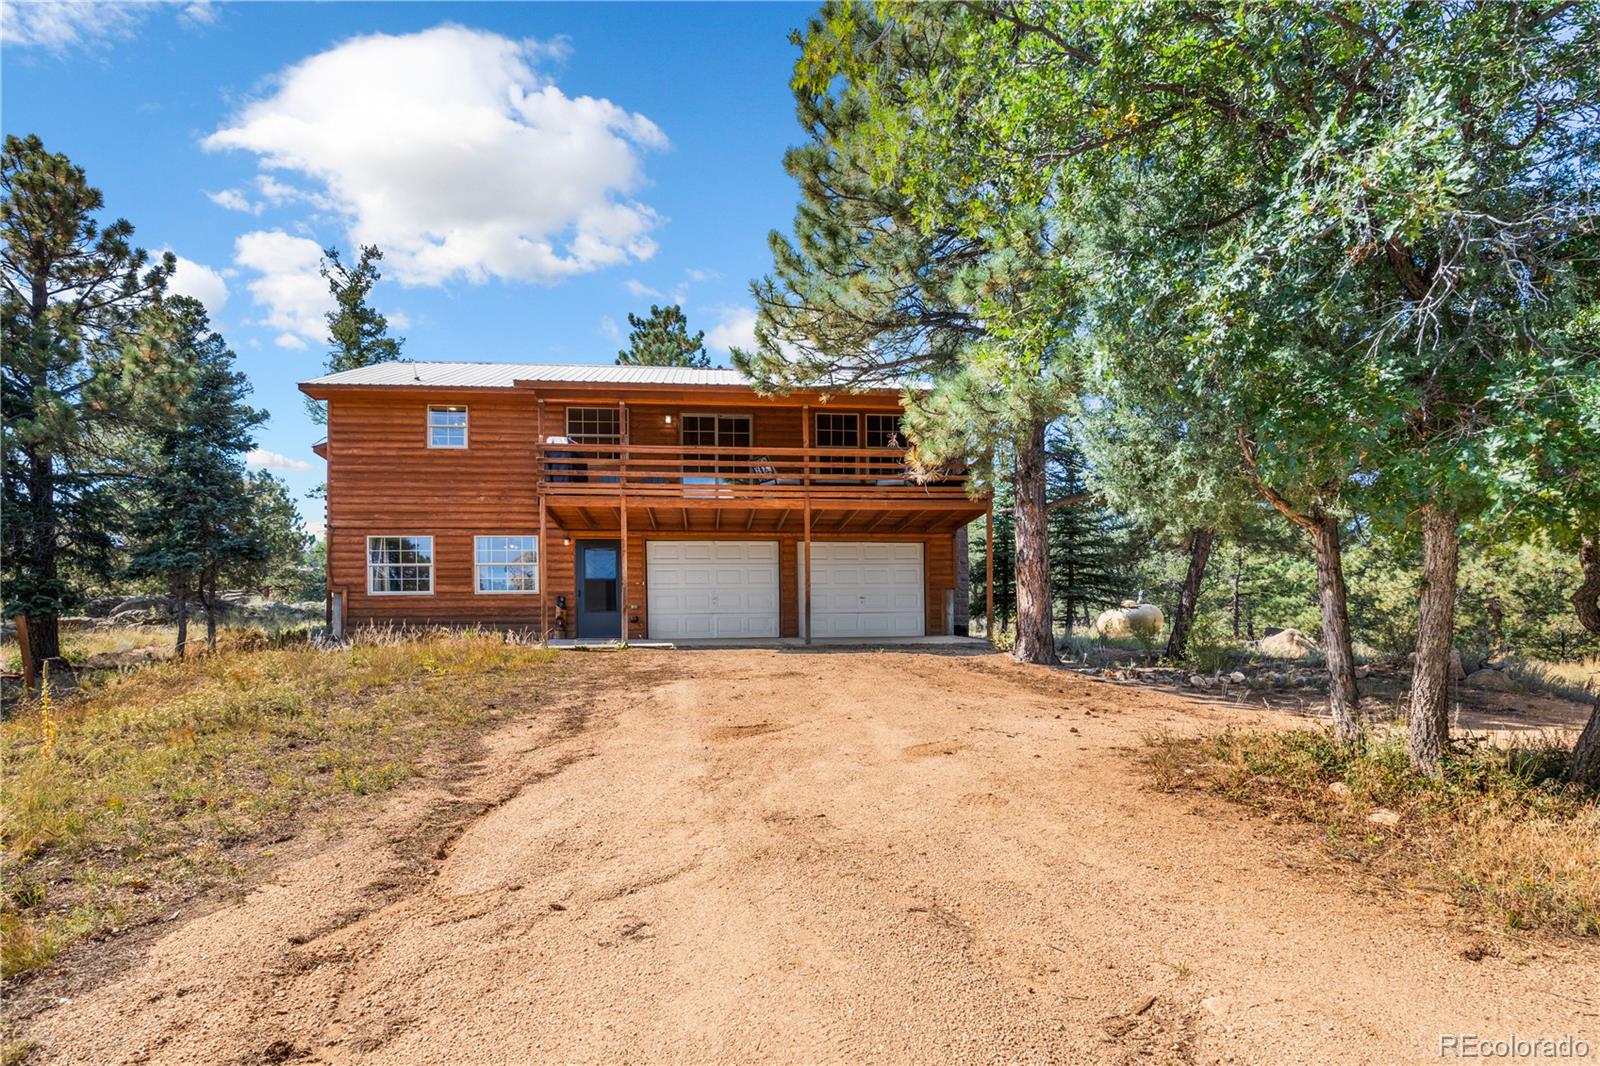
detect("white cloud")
[233,230,329,345]
[274,333,308,350]
[686,268,720,283]
[207,188,262,214]
[624,279,662,300]
[386,310,412,330]
[598,315,622,342]
[204,25,669,287]
[1,0,217,51]
[706,306,758,354]
[255,174,335,211]
[247,448,312,472]
[0,1,145,50]
[166,254,230,315]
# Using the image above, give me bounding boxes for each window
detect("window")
[865,414,903,449]
[475,536,539,594]
[566,406,621,443]
[814,412,859,447]
[367,536,433,594]
[682,413,752,480]
[428,406,468,448]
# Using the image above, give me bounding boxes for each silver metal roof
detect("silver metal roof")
[302,361,756,389]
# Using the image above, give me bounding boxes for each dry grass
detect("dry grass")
[1142,726,1600,937]
[0,630,561,980]
[1502,655,1600,705]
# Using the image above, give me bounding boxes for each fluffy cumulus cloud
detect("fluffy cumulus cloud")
[207,188,261,214]
[166,254,229,315]
[246,448,312,472]
[205,25,669,287]
[232,230,329,349]
[705,306,758,354]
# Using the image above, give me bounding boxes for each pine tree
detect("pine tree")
[307,245,402,424]
[615,304,709,368]
[1047,434,1134,634]
[123,297,266,654]
[1,134,172,667]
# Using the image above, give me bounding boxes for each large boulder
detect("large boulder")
[1093,601,1165,638]
[1258,628,1321,659]
[1465,668,1521,692]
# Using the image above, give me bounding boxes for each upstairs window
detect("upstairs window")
[865,414,904,449]
[368,536,433,594]
[475,536,539,594]
[566,406,621,443]
[814,412,859,448]
[428,405,468,448]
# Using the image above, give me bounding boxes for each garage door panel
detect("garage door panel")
[647,540,779,640]
[808,542,924,638]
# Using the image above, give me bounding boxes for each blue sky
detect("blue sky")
[2,1,814,531]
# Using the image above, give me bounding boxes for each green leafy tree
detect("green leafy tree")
[1,133,172,666]
[307,244,402,424]
[123,297,267,654]
[615,304,709,368]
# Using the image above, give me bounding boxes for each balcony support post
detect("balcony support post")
[538,495,549,645]
[803,496,813,645]
[619,496,630,643]
[986,503,995,642]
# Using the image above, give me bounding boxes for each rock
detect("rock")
[1465,668,1520,692]
[1328,781,1351,797]
[1258,628,1321,659]
[1267,671,1289,687]
[1094,602,1166,638]
[1366,808,1400,827]
[1354,664,1371,679]
[1227,671,1247,684]
[1188,674,1212,689]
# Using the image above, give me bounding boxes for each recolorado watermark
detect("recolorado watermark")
[1440,1034,1592,1059]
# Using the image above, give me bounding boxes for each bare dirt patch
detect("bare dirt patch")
[10,648,1598,1064]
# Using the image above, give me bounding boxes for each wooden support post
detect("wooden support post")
[619,496,629,644]
[12,615,36,693]
[538,496,548,645]
[985,505,995,641]
[803,497,813,645]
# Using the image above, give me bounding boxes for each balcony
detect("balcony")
[535,442,985,535]
[537,442,974,502]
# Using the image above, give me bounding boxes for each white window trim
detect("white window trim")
[366,535,435,596]
[565,405,622,444]
[427,405,469,449]
[474,535,540,595]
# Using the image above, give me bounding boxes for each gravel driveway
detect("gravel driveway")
[21,649,1598,1064]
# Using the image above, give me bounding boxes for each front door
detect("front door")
[575,540,621,638]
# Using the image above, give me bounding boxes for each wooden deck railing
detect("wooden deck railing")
[536,442,974,502]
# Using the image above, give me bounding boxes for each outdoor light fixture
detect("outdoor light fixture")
[664,414,674,425]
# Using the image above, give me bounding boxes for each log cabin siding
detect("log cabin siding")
[319,387,973,636]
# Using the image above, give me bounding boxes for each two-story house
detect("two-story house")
[299,362,987,642]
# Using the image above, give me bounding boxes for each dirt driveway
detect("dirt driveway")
[21,649,1598,1064]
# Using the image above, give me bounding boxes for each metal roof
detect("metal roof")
[302,361,757,389]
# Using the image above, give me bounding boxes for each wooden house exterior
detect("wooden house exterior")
[299,362,988,642]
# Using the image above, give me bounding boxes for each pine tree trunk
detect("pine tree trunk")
[1011,423,1056,665]
[205,570,219,651]
[1567,536,1600,787]
[174,579,190,659]
[1230,546,1243,640]
[24,445,62,663]
[1164,528,1215,659]
[1407,506,1460,777]
[1310,513,1361,744]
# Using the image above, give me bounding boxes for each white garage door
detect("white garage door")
[647,540,780,639]
[808,542,924,638]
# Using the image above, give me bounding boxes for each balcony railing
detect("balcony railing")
[536,442,975,502]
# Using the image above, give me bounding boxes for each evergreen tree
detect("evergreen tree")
[615,304,709,368]
[307,244,402,424]
[1047,434,1134,635]
[123,297,266,655]
[740,6,1079,664]
[1,134,173,667]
